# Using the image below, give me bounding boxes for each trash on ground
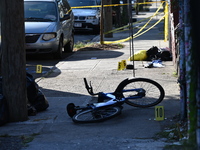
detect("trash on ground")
[128,50,147,61]
[144,60,165,68]
[128,46,172,61]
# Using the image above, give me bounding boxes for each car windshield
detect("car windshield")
[68,0,97,9]
[24,2,57,22]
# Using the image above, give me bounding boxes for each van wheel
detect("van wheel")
[54,38,63,59]
[64,33,74,53]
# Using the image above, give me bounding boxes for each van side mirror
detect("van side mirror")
[60,14,70,21]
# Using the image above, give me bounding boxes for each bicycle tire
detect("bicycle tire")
[115,78,165,108]
[72,106,122,123]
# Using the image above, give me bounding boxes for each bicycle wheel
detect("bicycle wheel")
[115,78,165,108]
[72,106,122,123]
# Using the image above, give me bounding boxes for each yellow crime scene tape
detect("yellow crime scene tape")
[71,3,133,9]
[103,14,166,44]
[103,2,166,44]
[66,8,72,14]
[70,1,168,44]
[133,14,166,39]
[135,2,164,33]
[71,1,166,9]
[104,11,164,35]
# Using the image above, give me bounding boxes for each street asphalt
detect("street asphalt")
[0,2,180,150]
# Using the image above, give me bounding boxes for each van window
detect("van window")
[24,2,57,22]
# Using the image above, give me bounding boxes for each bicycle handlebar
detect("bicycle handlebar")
[83,78,90,90]
[83,78,98,95]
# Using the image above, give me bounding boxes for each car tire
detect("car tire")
[64,33,74,53]
[54,38,63,59]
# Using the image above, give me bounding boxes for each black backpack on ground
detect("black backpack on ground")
[26,72,39,105]
[146,46,172,61]
[0,72,49,119]
[158,49,172,61]
[32,89,49,112]
[146,46,159,61]
[26,72,49,113]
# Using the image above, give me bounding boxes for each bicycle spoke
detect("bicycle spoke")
[125,81,160,105]
[116,78,164,107]
[72,107,122,123]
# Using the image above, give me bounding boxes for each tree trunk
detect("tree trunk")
[1,0,28,122]
[112,0,121,27]
[135,0,139,15]
[104,0,113,38]
[121,0,128,25]
[0,1,2,76]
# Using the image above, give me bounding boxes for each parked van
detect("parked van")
[24,0,74,58]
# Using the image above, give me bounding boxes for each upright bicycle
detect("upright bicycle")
[66,78,165,123]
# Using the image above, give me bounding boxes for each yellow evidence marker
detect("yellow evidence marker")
[118,62,122,71]
[36,65,42,73]
[155,106,164,121]
[121,60,127,70]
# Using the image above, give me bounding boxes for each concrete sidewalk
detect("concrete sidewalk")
[0,2,180,150]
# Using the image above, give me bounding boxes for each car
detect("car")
[24,0,74,58]
[68,0,100,33]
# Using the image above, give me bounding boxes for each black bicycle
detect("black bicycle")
[67,78,165,123]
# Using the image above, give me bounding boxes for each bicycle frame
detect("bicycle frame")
[90,88,145,108]
[122,88,146,100]
[81,78,146,109]
[67,77,164,122]
[74,93,122,111]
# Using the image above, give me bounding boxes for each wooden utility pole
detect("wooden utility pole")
[122,0,128,25]
[104,0,113,38]
[1,0,28,122]
[135,0,139,15]
[100,0,104,44]
[112,0,121,27]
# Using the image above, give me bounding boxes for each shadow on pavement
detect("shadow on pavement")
[26,53,73,79]
[66,50,124,61]
[40,87,87,97]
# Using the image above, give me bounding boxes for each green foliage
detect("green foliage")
[74,42,94,50]
[21,133,40,146]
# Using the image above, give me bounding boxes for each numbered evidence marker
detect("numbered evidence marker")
[118,62,122,71]
[121,60,127,69]
[118,60,127,71]
[155,106,164,121]
[36,65,42,73]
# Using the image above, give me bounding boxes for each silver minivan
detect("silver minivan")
[24,0,74,58]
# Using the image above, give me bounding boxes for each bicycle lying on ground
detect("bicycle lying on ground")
[66,78,165,123]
